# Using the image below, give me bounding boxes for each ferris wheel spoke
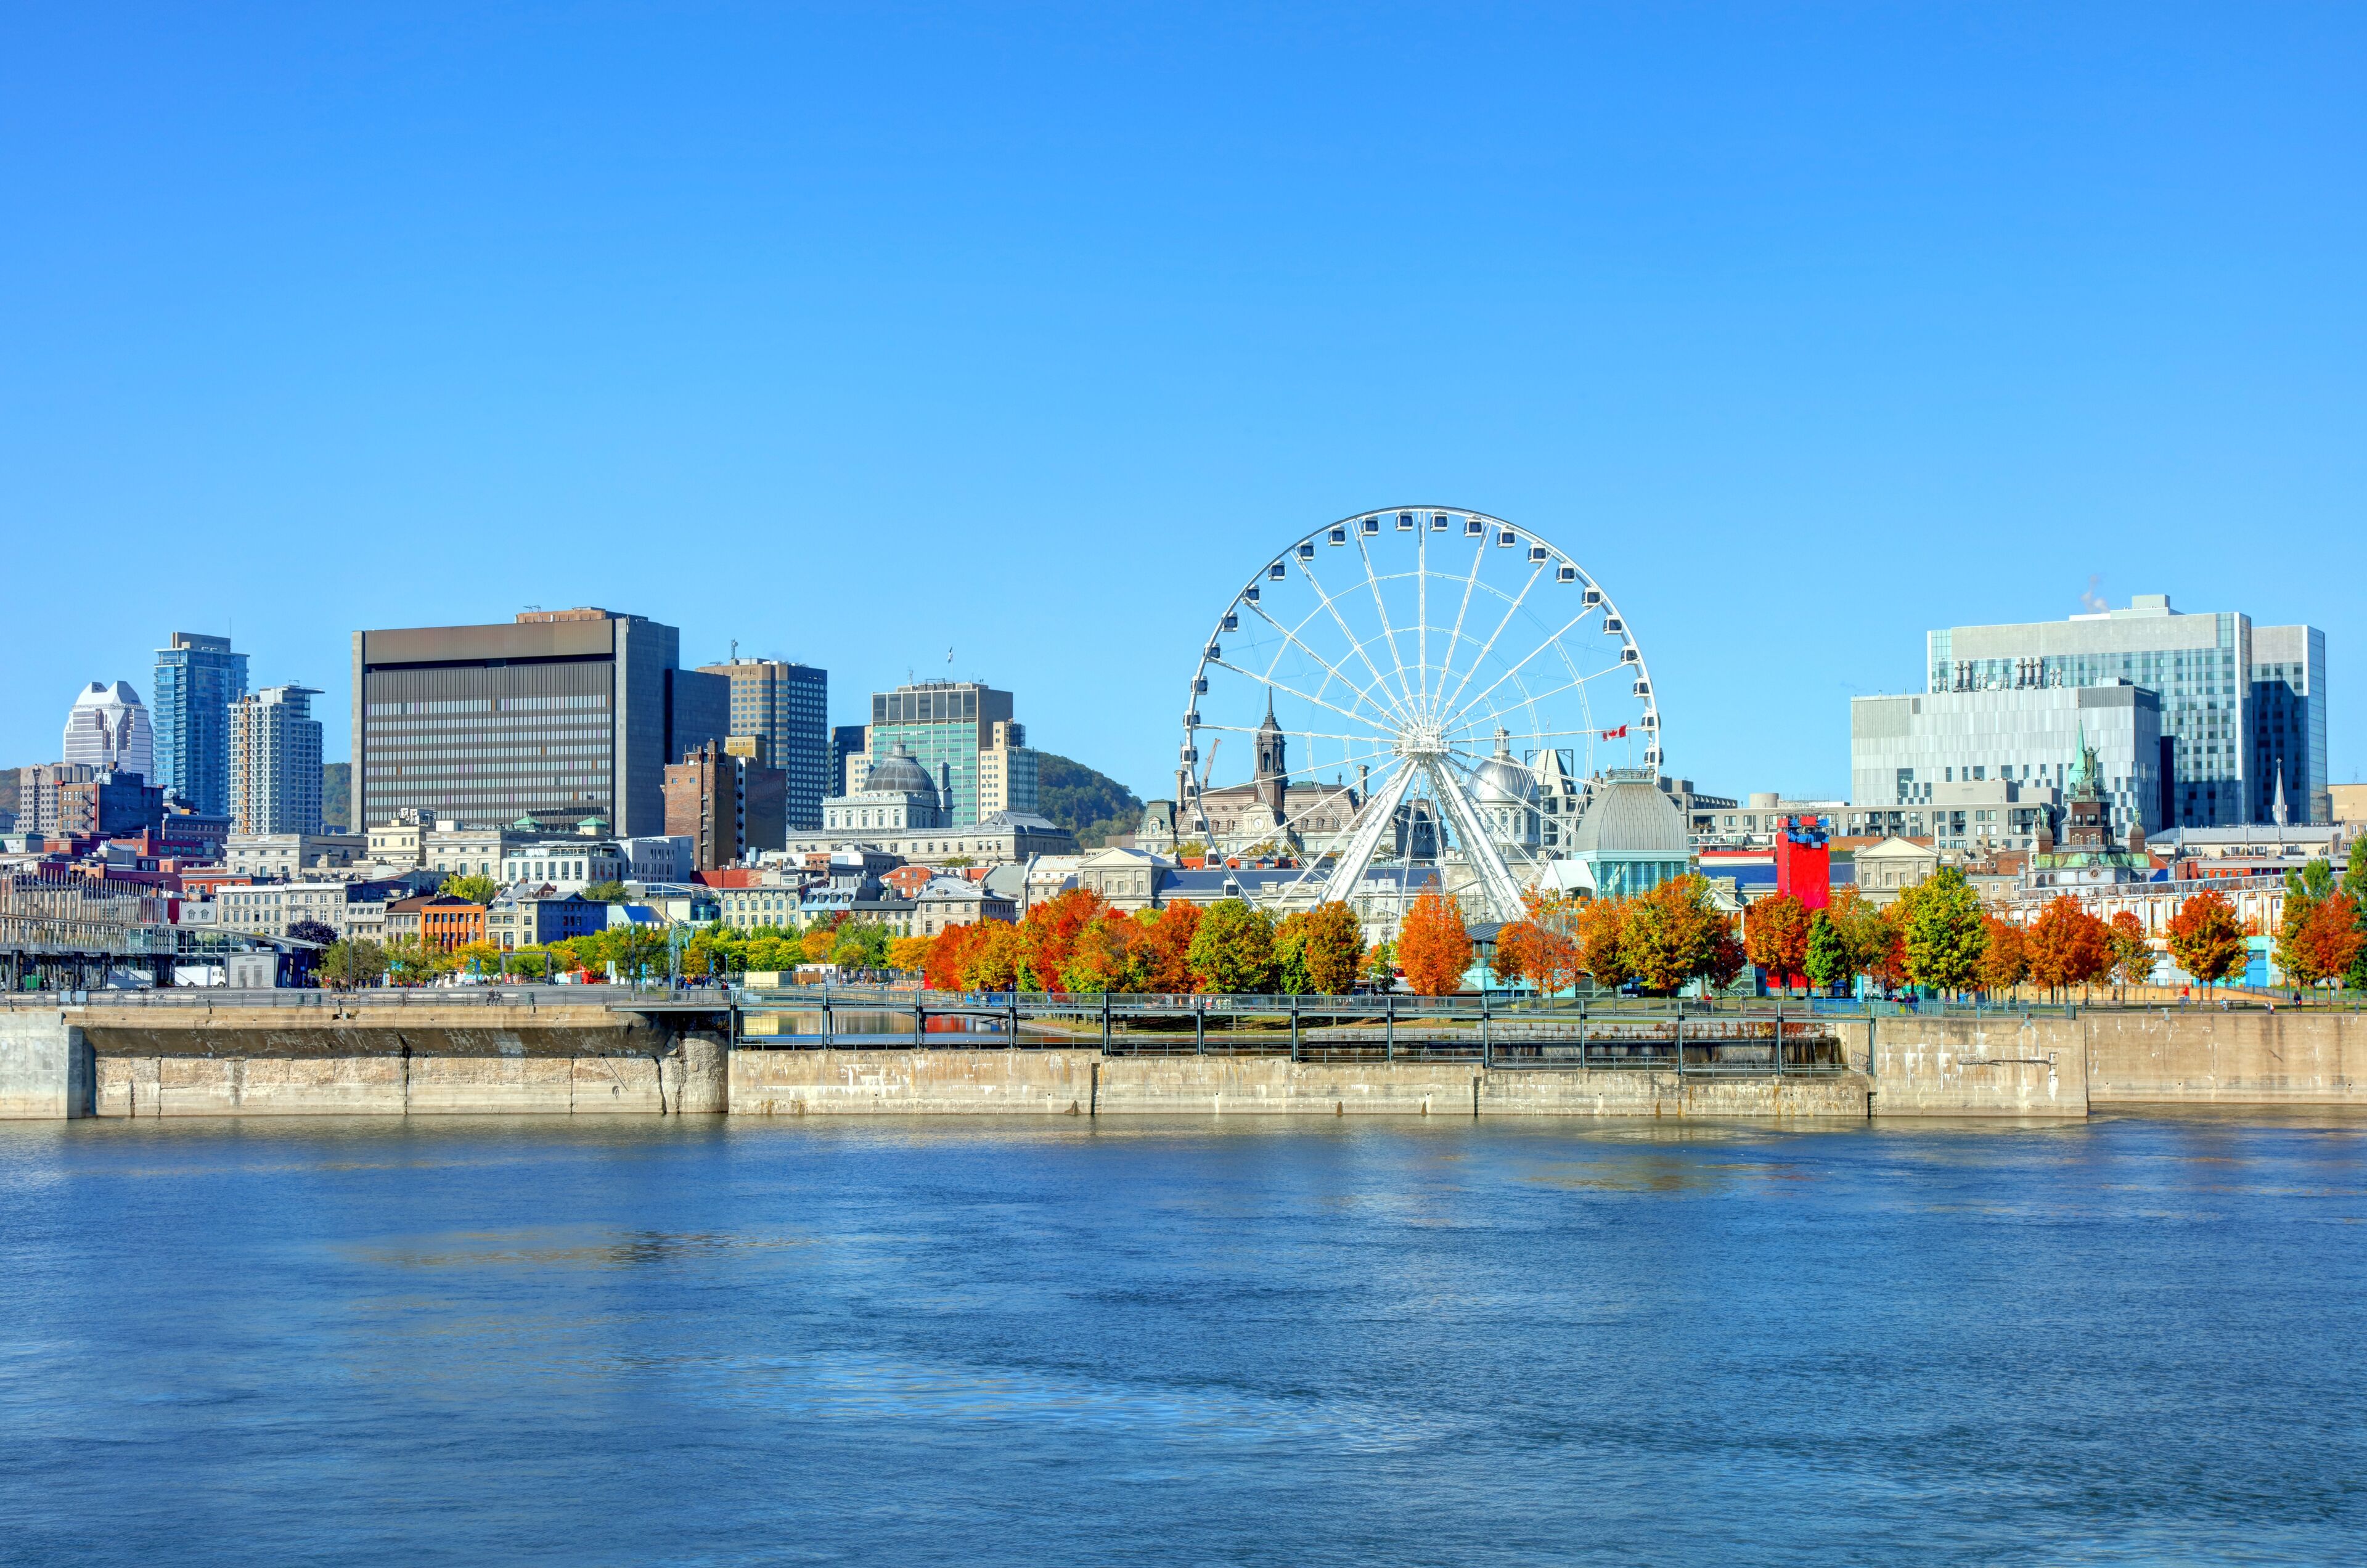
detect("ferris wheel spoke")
[1425,531,1490,713]
[1317,759,1420,911]
[1190,721,1397,747]
[1351,536,1421,713]
[1294,557,1412,725]
[1445,659,1622,737]
[1445,612,1621,729]
[1240,598,1407,732]
[1206,659,1393,734]
[1437,563,1545,720]
[1418,757,1526,923]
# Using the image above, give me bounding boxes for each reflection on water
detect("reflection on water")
[1,1114,2363,1566]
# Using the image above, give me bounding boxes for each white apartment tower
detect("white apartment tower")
[230,685,325,835]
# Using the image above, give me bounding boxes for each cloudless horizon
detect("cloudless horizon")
[4,4,2361,805]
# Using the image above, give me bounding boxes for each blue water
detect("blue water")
[2,1114,2363,1566]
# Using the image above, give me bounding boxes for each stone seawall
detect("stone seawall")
[2081,1009,2364,1105]
[727,1048,1874,1119]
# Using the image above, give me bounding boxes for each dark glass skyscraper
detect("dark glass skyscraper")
[152,632,248,813]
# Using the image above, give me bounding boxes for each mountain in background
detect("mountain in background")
[1034,753,1143,850]
[0,767,19,823]
[322,762,350,833]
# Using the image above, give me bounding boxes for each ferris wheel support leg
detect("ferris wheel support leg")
[1422,759,1528,925]
[1317,762,1418,911]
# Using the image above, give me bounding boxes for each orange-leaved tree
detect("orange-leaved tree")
[1134,900,1202,994]
[922,923,986,990]
[1744,892,1813,992]
[1396,888,1473,996]
[1298,900,1365,995]
[1976,915,2027,995]
[888,935,932,976]
[1490,920,1541,989]
[2287,891,2365,989]
[1018,888,1108,993]
[1060,911,1143,994]
[2167,889,2246,990]
[2026,895,2112,996]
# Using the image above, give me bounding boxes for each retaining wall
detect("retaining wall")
[1835,1016,2091,1118]
[2082,1009,2363,1104]
[727,1047,1874,1118]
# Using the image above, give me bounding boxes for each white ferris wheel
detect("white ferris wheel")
[1177,505,1662,925]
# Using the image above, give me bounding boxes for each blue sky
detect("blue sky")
[4,3,2361,802]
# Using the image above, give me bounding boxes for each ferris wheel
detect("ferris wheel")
[1177,505,1662,925]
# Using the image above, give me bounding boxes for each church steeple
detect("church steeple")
[1254,692,1288,817]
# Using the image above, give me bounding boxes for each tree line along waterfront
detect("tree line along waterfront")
[297,853,2367,1004]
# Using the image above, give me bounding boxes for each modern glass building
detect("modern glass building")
[152,632,247,813]
[352,609,726,836]
[1925,595,2326,827]
[698,658,828,831]
[1851,685,2164,841]
[862,681,1035,828]
[2250,624,2328,826]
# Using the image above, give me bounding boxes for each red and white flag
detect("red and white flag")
[1600,724,1629,740]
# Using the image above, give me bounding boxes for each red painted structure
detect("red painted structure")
[1773,815,1832,911]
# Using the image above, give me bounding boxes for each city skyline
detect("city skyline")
[4,7,2363,802]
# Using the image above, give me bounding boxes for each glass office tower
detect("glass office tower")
[152,632,247,812]
[698,658,829,830]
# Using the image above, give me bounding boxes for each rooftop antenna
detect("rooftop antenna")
[730,639,738,663]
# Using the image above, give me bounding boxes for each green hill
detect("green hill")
[1035,753,1144,849]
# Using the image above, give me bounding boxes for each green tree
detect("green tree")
[1900,866,1988,994]
[1298,901,1365,995]
[1804,910,1853,994]
[1187,898,1276,993]
[2344,851,2367,992]
[830,919,891,971]
[582,880,629,904]
[440,872,499,905]
[319,938,390,990]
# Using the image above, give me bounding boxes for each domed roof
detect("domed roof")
[862,744,938,802]
[1471,727,1539,805]
[1566,770,1688,859]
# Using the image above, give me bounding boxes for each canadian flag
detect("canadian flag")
[1600,724,1629,740]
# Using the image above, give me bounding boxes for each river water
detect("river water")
[2,1113,2361,1566]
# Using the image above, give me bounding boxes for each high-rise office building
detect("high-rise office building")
[697,658,828,830]
[62,681,154,782]
[2249,624,2328,827]
[1925,595,2328,827]
[352,608,728,835]
[861,680,1037,828]
[152,632,248,813]
[230,685,325,835]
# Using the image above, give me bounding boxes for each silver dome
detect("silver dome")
[1471,727,1539,805]
[1566,770,1688,859]
[861,745,938,803]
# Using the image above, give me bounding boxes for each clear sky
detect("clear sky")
[4,3,2361,804]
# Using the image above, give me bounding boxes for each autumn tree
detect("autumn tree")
[1975,916,2027,996]
[1744,893,1813,993]
[1575,896,1634,990]
[2274,860,2337,989]
[1900,867,1988,995]
[1489,920,1540,989]
[2284,891,2365,989]
[1134,900,1203,994]
[2107,911,2153,995]
[1275,901,1364,995]
[1395,888,1473,996]
[1188,898,1277,993]
[888,935,932,975]
[2167,889,2246,990]
[1060,912,1145,994]
[923,923,987,990]
[960,920,1028,991]
[1619,875,1727,995]
[1863,905,1910,995]
[1018,888,1110,993]
[2025,896,2111,997]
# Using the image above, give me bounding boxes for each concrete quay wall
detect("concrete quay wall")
[93,1038,728,1118]
[727,1048,1873,1119]
[1837,1017,2091,1119]
[2080,1009,2363,1105]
